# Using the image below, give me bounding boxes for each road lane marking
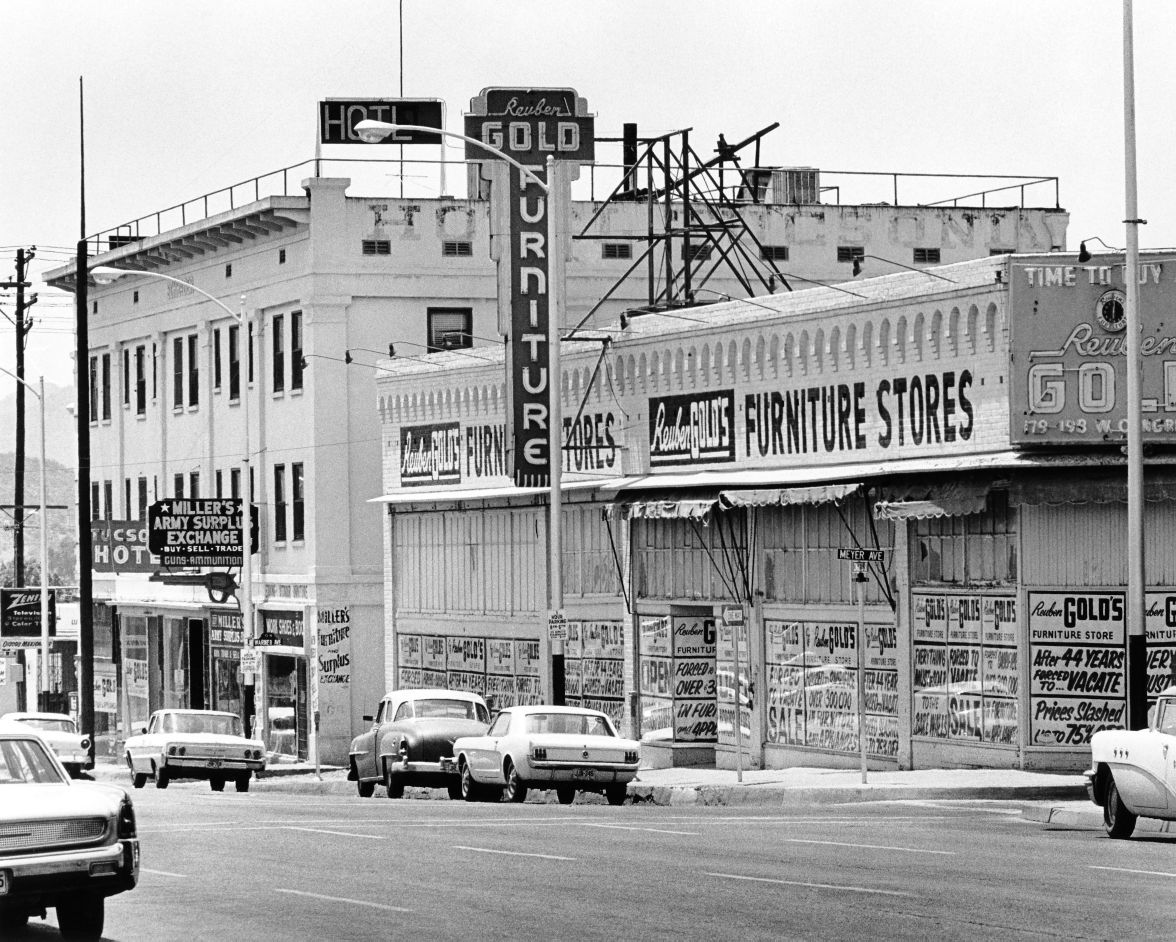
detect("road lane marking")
[141,868,186,878]
[276,889,411,912]
[784,838,955,856]
[706,871,913,897]
[454,845,574,861]
[1090,865,1176,878]
[283,826,386,839]
[583,824,699,836]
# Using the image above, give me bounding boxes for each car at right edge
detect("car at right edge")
[448,704,641,805]
[1085,683,1176,838]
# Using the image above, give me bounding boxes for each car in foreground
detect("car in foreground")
[1086,684,1176,838]
[0,722,139,939]
[349,688,490,799]
[124,709,265,792]
[1,711,93,778]
[449,705,641,805]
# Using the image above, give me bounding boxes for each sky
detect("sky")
[3,0,1175,392]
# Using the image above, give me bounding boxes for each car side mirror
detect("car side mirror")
[140,726,148,735]
[362,715,373,723]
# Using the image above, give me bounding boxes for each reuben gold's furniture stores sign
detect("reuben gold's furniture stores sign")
[1010,252,1176,444]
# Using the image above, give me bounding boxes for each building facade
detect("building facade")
[44,147,1069,766]
[376,251,1176,773]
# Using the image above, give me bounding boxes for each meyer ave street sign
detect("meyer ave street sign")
[837,548,886,562]
[148,499,246,569]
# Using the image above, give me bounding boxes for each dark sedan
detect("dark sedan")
[348,689,490,799]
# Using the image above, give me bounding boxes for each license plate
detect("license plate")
[572,768,596,781]
[0,869,9,895]
[207,759,223,768]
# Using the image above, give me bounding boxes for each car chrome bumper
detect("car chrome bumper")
[165,757,265,773]
[0,839,139,899]
[1083,768,1098,805]
[523,761,639,784]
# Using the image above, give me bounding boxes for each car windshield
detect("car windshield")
[17,717,76,734]
[170,713,242,736]
[413,699,487,722]
[0,737,66,784]
[524,713,615,736]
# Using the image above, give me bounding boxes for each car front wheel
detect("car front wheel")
[384,761,405,799]
[57,892,104,940]
[503,760,528,803]
[1104,776,1137,839]
[460,762,480,802]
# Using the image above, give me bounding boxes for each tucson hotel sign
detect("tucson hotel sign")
[465,87,594,486]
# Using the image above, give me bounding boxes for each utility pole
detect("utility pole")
[2,246,37,711]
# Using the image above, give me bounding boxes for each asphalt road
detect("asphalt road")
[13,785,1176,941]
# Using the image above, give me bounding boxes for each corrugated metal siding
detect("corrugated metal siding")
[635,518,736,601]
[1021,501,1176,586]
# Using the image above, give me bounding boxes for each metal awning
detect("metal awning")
[874,480,991,520]
[620,499,716,521]
[370,478,621,506]
[1010,470,1176,506]
[719,483,860,509]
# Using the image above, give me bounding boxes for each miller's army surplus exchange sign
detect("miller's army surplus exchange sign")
[464,87,594,488]
[148,499,245,568]
[1010,252,1176,444]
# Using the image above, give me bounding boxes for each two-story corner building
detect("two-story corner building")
[45,147,1069,766]
[377,250,1176,775]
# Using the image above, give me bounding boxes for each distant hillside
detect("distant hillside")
[0,382,77,467]
[0,452,77,585]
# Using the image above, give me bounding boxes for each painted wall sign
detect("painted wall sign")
[319,98,443,145]
[649,390,736,467]
[1010,253,1176,444]
[316,606,351,686]
[400,422,463,486]
[91,520,156,573]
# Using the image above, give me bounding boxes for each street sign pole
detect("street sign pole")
[855,564,868,785]
[722,604,745,783]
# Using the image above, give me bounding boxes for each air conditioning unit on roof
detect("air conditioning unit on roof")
[772,167,820,204]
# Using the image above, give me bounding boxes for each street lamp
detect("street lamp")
[354,119,568,702]
[0,367,49,709]
[89,266,260,729]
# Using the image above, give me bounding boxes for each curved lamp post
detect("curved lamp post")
[0,366,49,708]
[354,120,569,703]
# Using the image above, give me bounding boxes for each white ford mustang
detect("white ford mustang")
[449,705,641,805]
[1086,684,1176,838]
[124,709,266,792]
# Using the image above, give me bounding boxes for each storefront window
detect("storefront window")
[163,617,189,708]
[265,654,301,758]
[121,615,150,733]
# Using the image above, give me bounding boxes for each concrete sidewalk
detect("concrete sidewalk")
[89,757,1086,807]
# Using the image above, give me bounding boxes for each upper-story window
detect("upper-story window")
[913,248,941,264]
[362,240,391,255]
[273,464,287,543]
[761,245,790,261]
[135,345,146,415]
[292,462,305,541]
[837,246,865,263]
[602,243,632,260]
[291,311,303,391]
[213,329,222,392]
[228,325,240,401]
[101,352,111,421]
[172,337,184,409]
[272,314,285,393]
[187,334,199,407]
[88,356,98,424]
[442,241,473,257]
[428,308,473,352]
[122,349,130,408]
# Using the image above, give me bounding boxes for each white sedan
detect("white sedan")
[450,705,641,805]
[1,711,93,778]
[1086,683,1176,838]
[124,709,265,792]
[0,723,139,938]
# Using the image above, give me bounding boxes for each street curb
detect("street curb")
[626,783,1088,807]
[1020,802,1176,834]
